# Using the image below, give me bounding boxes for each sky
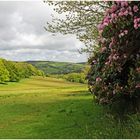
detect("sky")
[0,1,87,63]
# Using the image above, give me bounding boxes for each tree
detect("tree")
[44,1,109,53]
[2,60,20,82]
[87,1,140,114]
[0,59,9,83]
[0,58,44,83]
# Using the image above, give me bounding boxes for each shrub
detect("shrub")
[87,1,140,114]
[65,73,86,83]
[54,73,87,84]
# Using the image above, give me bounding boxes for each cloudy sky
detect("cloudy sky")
[0,1,87,62]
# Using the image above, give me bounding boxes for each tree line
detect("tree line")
[0,58,44,84]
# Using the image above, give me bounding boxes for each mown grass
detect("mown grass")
[0,76,139,139]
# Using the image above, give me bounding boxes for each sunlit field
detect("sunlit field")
[0,76,139,139]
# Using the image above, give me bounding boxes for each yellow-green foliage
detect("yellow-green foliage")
[53,72,87,84]
[0,59,9,83]
[64,73,87,83]
[0,58,44,83]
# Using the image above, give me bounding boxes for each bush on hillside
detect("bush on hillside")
[56,73,87,84]
[65,73,85,83]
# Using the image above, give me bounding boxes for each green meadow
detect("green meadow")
[0,76,139,139]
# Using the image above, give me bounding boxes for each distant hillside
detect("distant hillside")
[26,61,87,75]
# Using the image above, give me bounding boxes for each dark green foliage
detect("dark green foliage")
[27,61,86,75]
[0,58,44,84]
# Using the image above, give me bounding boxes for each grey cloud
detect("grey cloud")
[0,1,87,62]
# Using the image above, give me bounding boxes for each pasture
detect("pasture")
[0,77,139,138]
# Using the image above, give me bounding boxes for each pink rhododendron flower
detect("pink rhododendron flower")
[120,7,126,12]
[136,67,140,73]
[128,6,132,11]
[111,13,117,19]
[110,5,118,13]
[124,30,128,34]
[101,47,107,53]
[118,11,124,17]
[134,24,138,29]
[123,10,128,16]
[97,24,103,30]
[135,84,140,88]
[133,5,139,12]
[119,30,128,37]
[121,1,128,7]
[96,77,102,82]
[109,42,113,49]
[119,32,125,38]
[129,12,133,16]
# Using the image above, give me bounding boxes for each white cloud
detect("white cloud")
[0,1,87,62]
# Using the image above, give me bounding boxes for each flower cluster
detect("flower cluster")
[88,1,140,109]
[98,2,140,32]
[134,17,140,29]
[119,30,128,38]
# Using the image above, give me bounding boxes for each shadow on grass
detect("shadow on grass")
[62,90,91,97]
[0,97,139,139]
[29,100,140,139]
[0,82,8,85]
[0,87,140,139]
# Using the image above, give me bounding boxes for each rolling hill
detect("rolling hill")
[26,61,87,75]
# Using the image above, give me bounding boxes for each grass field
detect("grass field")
[0,76,139,139]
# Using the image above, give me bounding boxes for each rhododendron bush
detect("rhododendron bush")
[87,1,140,113]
